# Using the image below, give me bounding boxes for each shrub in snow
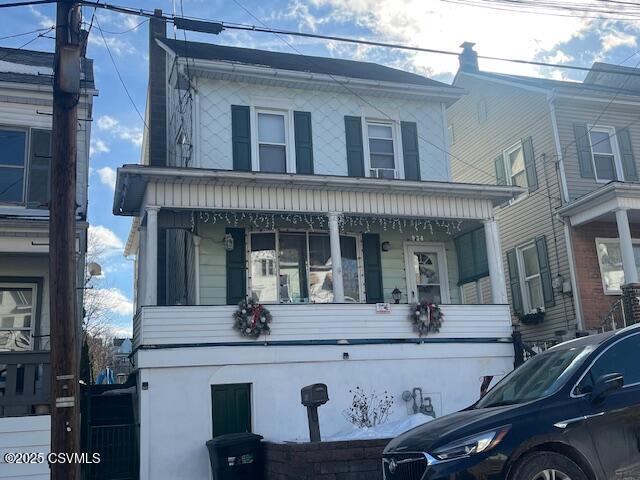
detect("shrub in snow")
[343,387,394,428]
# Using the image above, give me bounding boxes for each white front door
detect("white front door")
[405,243,450,304]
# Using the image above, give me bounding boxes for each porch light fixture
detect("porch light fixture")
[381,241,391,252]
[224,233,234,251]
[392,287,402,304]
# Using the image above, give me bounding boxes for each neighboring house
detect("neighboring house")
[449,42,640,343]
[0,47,95,478]
[112,337,132,383]
[113,14,519,480]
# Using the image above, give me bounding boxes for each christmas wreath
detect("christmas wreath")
[233,298,273,339]
[410,300,444,336]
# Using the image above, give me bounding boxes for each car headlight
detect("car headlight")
[431,426,510,461]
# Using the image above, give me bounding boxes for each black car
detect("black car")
[383,324,640,480]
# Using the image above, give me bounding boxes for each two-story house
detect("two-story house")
[113,14,520,479]
[449,42,640,344]
[0,47,95,479]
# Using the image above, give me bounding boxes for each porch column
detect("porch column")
[615,208,639,284]
[137,225,147,310]
[144,206,160,306]
[483,217,508,304]
[327,212,345,303]
[193,235,201,305]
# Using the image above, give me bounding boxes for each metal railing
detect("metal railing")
[0,351,51,417]
[601,298,626,332]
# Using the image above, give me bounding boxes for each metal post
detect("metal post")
[327,212,344,303]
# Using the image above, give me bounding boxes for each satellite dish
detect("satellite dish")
[87,262,102,277]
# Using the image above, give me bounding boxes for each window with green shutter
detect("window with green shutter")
[455,227,489,285]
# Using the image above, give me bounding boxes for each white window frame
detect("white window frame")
[0,126,29,206]
[362,119,404,180]
[403,242,450,304]
[502,141,527,189]
[595,237,640,295]
[516,242,544,314]
[588,125,624,184]
[250,107,295,174]
[0,281,38,351]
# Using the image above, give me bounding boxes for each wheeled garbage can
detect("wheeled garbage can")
[206,432,264,480]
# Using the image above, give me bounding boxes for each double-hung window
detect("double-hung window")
[505,143,526,189]
[588,127,622,182]
[517,243,544,313]
[595,238,640,294]
[0,128,28,204]
[0,283,37,352]
[367,121,396,179]
[257,111,288,173]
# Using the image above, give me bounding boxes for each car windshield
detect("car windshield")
[476,344,594,408]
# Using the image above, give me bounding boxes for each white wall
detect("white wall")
[195,79,450,181]
[138,343,513,480]
[0,415,50,480]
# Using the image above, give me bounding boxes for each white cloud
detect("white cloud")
[96,115,143,147]
[88,225,124,257]
[601,31,637,53]
[86,287,134,317]
[97,167,117,190]
[90,138,110,156]
[87,29,137,56]
[29,6,54,29]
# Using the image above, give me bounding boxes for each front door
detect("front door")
[211,383,252,437]
[405,243,449,304]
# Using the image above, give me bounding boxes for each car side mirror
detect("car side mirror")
[591,373,624,404]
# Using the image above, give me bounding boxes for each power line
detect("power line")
[0,0,56,8]
[0,26,55,62]
[0,27,54,40]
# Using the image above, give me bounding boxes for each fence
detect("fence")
[0,351,50,417]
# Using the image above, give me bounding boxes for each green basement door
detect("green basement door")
[211,383,252,437]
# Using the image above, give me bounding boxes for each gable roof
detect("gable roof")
[159,38,450,89]
[0,47,95,89]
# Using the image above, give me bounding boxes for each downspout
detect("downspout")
[548,93,584,331]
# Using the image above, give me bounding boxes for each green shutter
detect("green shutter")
[506,248,523,316]
[27,129,51,209]
[400,121,420,181]
[522,136,538,192]
[535,235,555,308]
[494,154,507,185]
[616,127,637,181]
[455,227,489,285]
[344,116,365,177]
[211,383,251,437]
[231,105,251,171]
[226,228,246,305]
[472,228,489,278]
[574,123,595,178]
[362,233,384,303]
[294,111,314,174]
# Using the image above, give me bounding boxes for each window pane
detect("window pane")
[0,130,26,167]
[0,330,31,352]
[521,246,540,276]
[369,138,394,155]
[0,287,34,352]
[259,145,286,173]
[597,241,624,292]
[590,131,613,154]
[250,233,277,302]
[309,234,333,303]
[367,124,392,139]
[370,154,395,169]
[578,334,640,394]
[594,154,616,181]
[511,171,527,189]
[417,285,441,304]
[527,276,544,311]
[0,167,24,203]
[340,236,359,303]
[258,113,285,143]
[279,233,307,303]
[509,147,524,175]
[414,252,440,284]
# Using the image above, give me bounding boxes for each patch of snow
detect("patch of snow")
[0,61,53,76]
[323,414,434,442]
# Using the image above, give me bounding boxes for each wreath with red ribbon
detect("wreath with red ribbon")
[410,300,443,337]
[233,298,273,339]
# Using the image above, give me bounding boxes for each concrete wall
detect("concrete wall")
[0,415,50,480]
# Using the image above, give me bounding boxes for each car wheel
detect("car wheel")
[510,452,588,480]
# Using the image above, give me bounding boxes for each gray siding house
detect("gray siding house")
[449,43,640,342]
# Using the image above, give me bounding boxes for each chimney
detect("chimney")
[458,42,478,73]
[148,9,167,167]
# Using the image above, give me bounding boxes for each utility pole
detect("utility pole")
[50,1,82,478]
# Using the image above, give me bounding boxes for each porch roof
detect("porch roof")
[558,182,640,226]
[113,165,522,218]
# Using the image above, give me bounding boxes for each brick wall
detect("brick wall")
[263,439,389,480]
[570,221,640,330]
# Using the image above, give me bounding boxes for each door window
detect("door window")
[406,245,449,304]
[0,283,36,352]
[279,233,308,303]
[250,233,278,302]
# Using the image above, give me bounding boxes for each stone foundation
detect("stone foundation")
[621,283,640,326]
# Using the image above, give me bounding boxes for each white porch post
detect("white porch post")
[193,235,201,305]
[137,225,147,310]
[615,208,639,284]
[327,212,345,303]
[483,217,508,304]
[144,206,160,306]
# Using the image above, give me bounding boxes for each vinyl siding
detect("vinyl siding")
[449,73,576,341]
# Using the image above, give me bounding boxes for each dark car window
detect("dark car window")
[477,345,593,408]
[576,333,640,395]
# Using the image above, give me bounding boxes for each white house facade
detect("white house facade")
[114,14,521,480]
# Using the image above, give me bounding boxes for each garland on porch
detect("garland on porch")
[233,298,273,339]
[410,300,444,336]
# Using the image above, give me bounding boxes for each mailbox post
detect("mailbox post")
[301,383,329,442]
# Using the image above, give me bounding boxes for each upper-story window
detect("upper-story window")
[0,128,28,204]
[517,242,544,313]
[257,110,288,173]
[366,121,396,179]
[495,137,537,194]
[588,126,623,182]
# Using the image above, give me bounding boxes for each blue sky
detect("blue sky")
[3,0,640,335]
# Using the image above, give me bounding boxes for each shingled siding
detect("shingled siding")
[449,73,577,341]
[263,439,388,480]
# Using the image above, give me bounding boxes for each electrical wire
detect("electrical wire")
[0,27,54,41]
[0,0,56,8]
[0,26,55,62]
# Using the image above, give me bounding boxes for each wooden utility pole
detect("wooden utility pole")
[50,1,82,478]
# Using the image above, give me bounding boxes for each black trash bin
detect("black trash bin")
[206,432,264,480]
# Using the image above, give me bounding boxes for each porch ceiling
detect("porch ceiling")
[113,165,522,219]
[558,182,640,226]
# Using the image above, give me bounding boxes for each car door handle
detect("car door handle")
[554,412,605,429]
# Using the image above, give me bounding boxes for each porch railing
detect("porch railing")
[0,351,51,417]
[601,298,626,332]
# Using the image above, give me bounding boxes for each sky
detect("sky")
[2,0,640,336]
